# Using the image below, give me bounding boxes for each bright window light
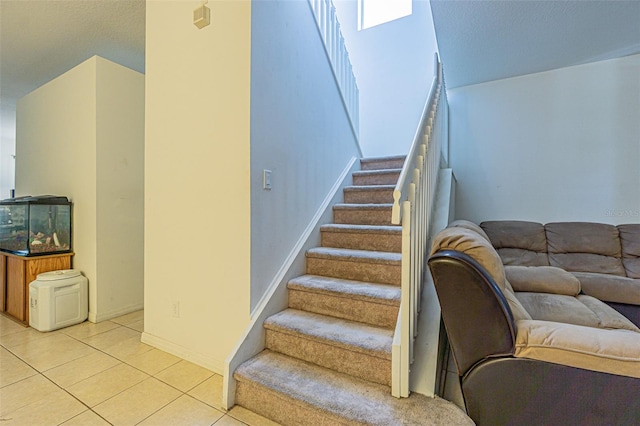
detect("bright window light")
[358,0,412,31]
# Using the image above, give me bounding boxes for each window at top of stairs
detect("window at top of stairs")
[358,0,412,31]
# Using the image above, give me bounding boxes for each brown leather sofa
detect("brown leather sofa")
[428,222,640,425]
[480,221,640,326]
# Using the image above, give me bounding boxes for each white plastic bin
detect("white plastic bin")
[29,269,88,332]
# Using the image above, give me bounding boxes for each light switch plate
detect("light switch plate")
[263,170,272,190]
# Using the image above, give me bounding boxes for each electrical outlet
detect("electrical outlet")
[172,301,180,318]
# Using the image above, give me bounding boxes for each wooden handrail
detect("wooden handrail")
[391,55,447,398]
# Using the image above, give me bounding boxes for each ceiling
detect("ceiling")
[0,0,145,117]
[1,0,639,125]
[431,0,640,89]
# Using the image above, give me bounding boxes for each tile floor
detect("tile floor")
[0,311,280,426]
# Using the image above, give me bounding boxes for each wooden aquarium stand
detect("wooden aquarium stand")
[0,252,73,324]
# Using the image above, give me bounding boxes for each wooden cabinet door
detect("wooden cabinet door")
[0,254,6,312]
[6,256,26,321]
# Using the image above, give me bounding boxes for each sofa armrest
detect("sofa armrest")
[514,320,640,379]
[505,265,580,295]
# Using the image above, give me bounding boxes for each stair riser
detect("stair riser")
[353,173,400,186]
[235,380,352,426]
[321,231,401,253]
[333,209,392,226]
[288,289,398,329]
[265,330,391,386]
[344,189,394,204]
[361,159,405,171]
[307,258,401,286]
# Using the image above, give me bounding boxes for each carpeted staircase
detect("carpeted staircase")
[234,156,472,425]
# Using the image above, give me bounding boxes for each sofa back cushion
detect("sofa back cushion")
[449,219,491,242]
[481,221,549,266]
[546,222,626,276]
[619,224,640,278]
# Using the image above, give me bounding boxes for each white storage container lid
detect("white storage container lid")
[36,269,81,281]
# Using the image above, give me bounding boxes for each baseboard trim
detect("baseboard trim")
[141,331,224,375]
[88,302,144,323]
[222,156,359,409]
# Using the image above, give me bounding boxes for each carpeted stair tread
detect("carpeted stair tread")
[352,168,402,185]
[332,204,394,226]
[360,156,407,171]
[234,350,473,426]
[320,223,401,235]
[343,185,396,192]
[333,203,394,210]
[343,186,395,204]
[306,247,401,265]
[352,168,402,177]
[264,309,392,359]
[287,275,400,306]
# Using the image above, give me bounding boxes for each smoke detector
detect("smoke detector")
[194,1,211,29]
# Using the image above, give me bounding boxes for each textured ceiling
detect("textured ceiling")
[0,0,145,107]
[431,0,640,89]
[1,0,639,112]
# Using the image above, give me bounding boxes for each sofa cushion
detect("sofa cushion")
[576,295,639,332]
[431,227,507,291]
[481,221,549,266]
[503,287,533,322]
[515,293,601,328]
[505,266,580,296]
[546,222,626,276]
[619,224,640,278]
[572,272,640,306]
[448,220,491,242]
[514,320,640,379]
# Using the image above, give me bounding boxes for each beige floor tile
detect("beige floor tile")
[228,406,281,426]
[0,374,60,416]
[82,326,139,349]
[188,374,224,409]
[138,394,225,426]
[110,310,144,326]
[93,377,181,426]
[0,347,38,387]
[67,363,149,407]
[0,315,27,337]
[8,333,94,372]
[155,359,214,392]
[61,320,120,340]
[0,326,57,348]
[102,334,154,362]
[44,351,121,388]
[214,415,246,426]
[60,410,111,426]
[126,318,144,332]
[125,348,181,375]
[1,386,86,426]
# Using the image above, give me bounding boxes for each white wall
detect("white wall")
[0,104,16,199]
[334,0,439,157]
[449,54,640,225]
[144,0,252,373]
[16,57,99,309]
[96,57,145,320]
[250,0,361,310]
[15,56,145,321]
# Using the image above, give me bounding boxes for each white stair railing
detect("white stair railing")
[391,56,447,398]
[308,0,360,137]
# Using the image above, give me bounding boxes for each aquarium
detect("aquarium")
[0,196,72,256]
